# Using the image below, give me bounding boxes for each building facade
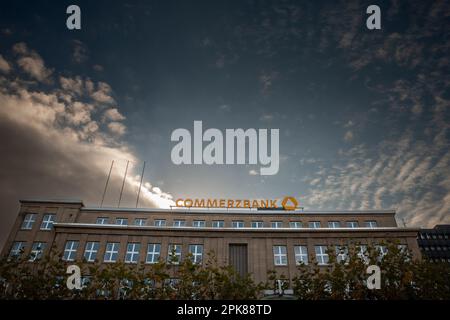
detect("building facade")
[417,225,450,263]
[2,199,421,287]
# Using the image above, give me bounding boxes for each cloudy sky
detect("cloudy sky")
[0,0,449,249]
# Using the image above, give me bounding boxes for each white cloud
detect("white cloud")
[13,42,53,82]
[249,169,258,175]
[103,108,126,121]
[344,130,354,142]
[0,54,11,73]
[108,122,126,136]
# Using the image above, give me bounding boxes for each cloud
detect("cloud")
[249,169,258,176]
[72,40,88,64]
[91,82,115,104]
[103,108,126,122]
[93,64,104,72]
[13,42,53,82]
[0,43,174,250]
[108,122,126,136]
[0,54,11,73]
[344,130,354,142]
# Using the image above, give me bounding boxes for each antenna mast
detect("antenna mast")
[118,160,129,208]
[136,161,146,208]
[100,160,114,207]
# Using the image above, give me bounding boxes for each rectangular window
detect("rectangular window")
[192,220,205,228]
[271,221,283,228]
[173,220,186,227]
[328,221,341,228]
[21,213,36,230]
[294,245,308,265]
[29,242,46,262]
[40,214,56,230]
[232,221,244,228]
[63,241,79,261]
[9,241,25,257]
[315,245,329,265]
[365,221,377,228]
[273,245,288,266]
[309,221,321,229]
[212,220,224,228]
[357,245,369,264]
[167,244,182,264]
[96,217,109,224]
[251,221,264,228]
[125,243,141,264]
[104,242,120,262]
[375,245,388,261]
[84,242,99,262]
[188,244,203,264]
[289,221,302,228]
[134,218,147,226]
[154,219,166,227]
[335,246,349,264]
[346,221,359,228]
[146,243,161,264]
[115,218,128,226]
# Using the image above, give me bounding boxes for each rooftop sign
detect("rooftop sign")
[175,196,299,211]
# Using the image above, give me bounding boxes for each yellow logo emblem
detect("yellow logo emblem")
[281,196,298,211]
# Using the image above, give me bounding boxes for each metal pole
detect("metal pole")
[136,161,146,208]
[100,160,114,208]
[118,160,129,208]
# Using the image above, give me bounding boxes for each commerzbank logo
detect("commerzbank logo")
[175,196,299,211]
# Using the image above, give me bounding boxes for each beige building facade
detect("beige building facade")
[2,199,421,286]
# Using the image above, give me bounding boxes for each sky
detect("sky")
[0,0,449,250]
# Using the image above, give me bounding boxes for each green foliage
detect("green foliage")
[1,243,449,300]
[292,242,450,300]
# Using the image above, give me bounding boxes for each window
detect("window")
[104,242,120,262]
[232,221,244,228]
[328,221,341,228]
[96,217,109,224]
[21,213,36,230]
[346,221,359,228]
[9,241,25,257]
[173,220,186,227]
[154,219,166,227]
[376,245,388,261]
[146,244,161,264]
[294,246,308,265]
[125,243,141,264]
[192,220,205,228]
[273,245,287,266]
[212,220,224,228]
[167,244,182,264]
[357,245,369,264]
[188,244,203,264]
[309,221,321,229]
[84,242,99,262]
[271,221,283,228]
[134,218,146,226]
[289,221,302,228]
[315,246,329,265]
[365,221,377,228]
[63,241,79,261]
[116,218,128,226]
[40,214,56,230]
[335,246,349,264]
[29,242,46,261]
[251,221,264,228]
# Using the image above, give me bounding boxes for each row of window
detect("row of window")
[11,241,405,266]
[10,241,203,264]
[418,233,449,240]
[20,213,380,231]
[95,217,378,229]
[21,214,55,230]
[422,246,450,252]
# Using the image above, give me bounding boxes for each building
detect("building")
[2,199,421,290]
[417,225,450,263]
